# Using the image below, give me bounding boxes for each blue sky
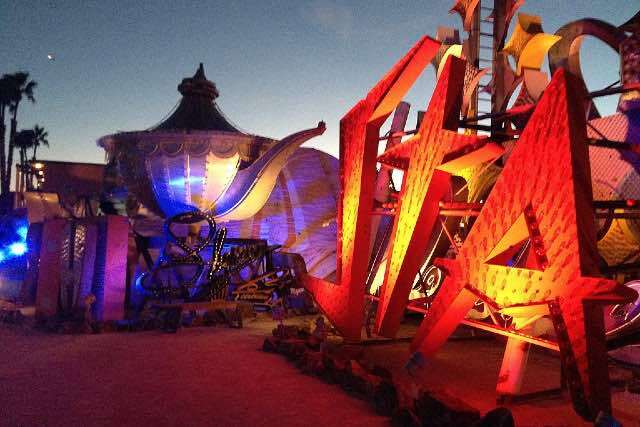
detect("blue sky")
[1,1,636,164]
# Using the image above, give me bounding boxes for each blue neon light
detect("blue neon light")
[169,176,205,187]
[0,216,30,264]
[9,242,27,256]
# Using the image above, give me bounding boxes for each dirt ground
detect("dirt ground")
[0,316,385,427]
[362,333,640,427]
[0,314,638,427]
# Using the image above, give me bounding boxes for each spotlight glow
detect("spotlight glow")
[9,242,27,256]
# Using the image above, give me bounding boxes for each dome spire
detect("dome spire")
[177,63,219,100]
[194,62,206,80]
[152,63,239,132]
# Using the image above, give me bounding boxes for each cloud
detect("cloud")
[305,1,354,39]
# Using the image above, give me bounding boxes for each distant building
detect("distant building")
[16,160,105,210]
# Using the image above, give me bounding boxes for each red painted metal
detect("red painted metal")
[35,219,66,318]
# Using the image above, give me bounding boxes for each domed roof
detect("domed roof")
[151,63,242,133]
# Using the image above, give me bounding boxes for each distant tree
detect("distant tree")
[14,129,35,169]
[31,124,49,161]
[3,72,37,194]
[14,129,35,191]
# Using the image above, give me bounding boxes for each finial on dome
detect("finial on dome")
[178,63,219,99]
[194,63,206,80]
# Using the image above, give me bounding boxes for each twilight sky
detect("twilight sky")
[1,1,636,164]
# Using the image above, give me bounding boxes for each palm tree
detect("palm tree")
[31,125,49,161]
[4,72,37,194]
[0,75,12,194]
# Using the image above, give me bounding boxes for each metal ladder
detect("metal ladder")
[476,1,496,129]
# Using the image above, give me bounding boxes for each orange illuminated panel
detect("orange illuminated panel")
[374,57,502,337]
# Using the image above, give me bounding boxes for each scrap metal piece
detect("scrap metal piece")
[548,18,626,118]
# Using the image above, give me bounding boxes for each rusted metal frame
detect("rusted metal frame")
[498,387,565,404]
[371,208,395,216]
[586,119,610,142]
[588,139,637,151]
[440,201,484,210]
[440,209,482,217]
[586,117,637,150]
[595,212,640,219]
[467,0,482,120]
[491,0,508,133]
[461,123,493,131]
[439,217,460,255]
[367,294,560,351]
[374,202,484,217]
[458,123,521,140]
[593,200,639,209]
[602,262,640,274]
[588,82,640,98]
[378,128,418,141]
[439,201,483,217]
[462,104,535,124]
[596,209,615,240]
[462,319,559,351]
[514,314,545,331]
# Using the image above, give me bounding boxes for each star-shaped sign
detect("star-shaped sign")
[412,68,637,420]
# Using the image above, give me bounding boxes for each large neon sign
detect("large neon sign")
[302,40,637,420]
